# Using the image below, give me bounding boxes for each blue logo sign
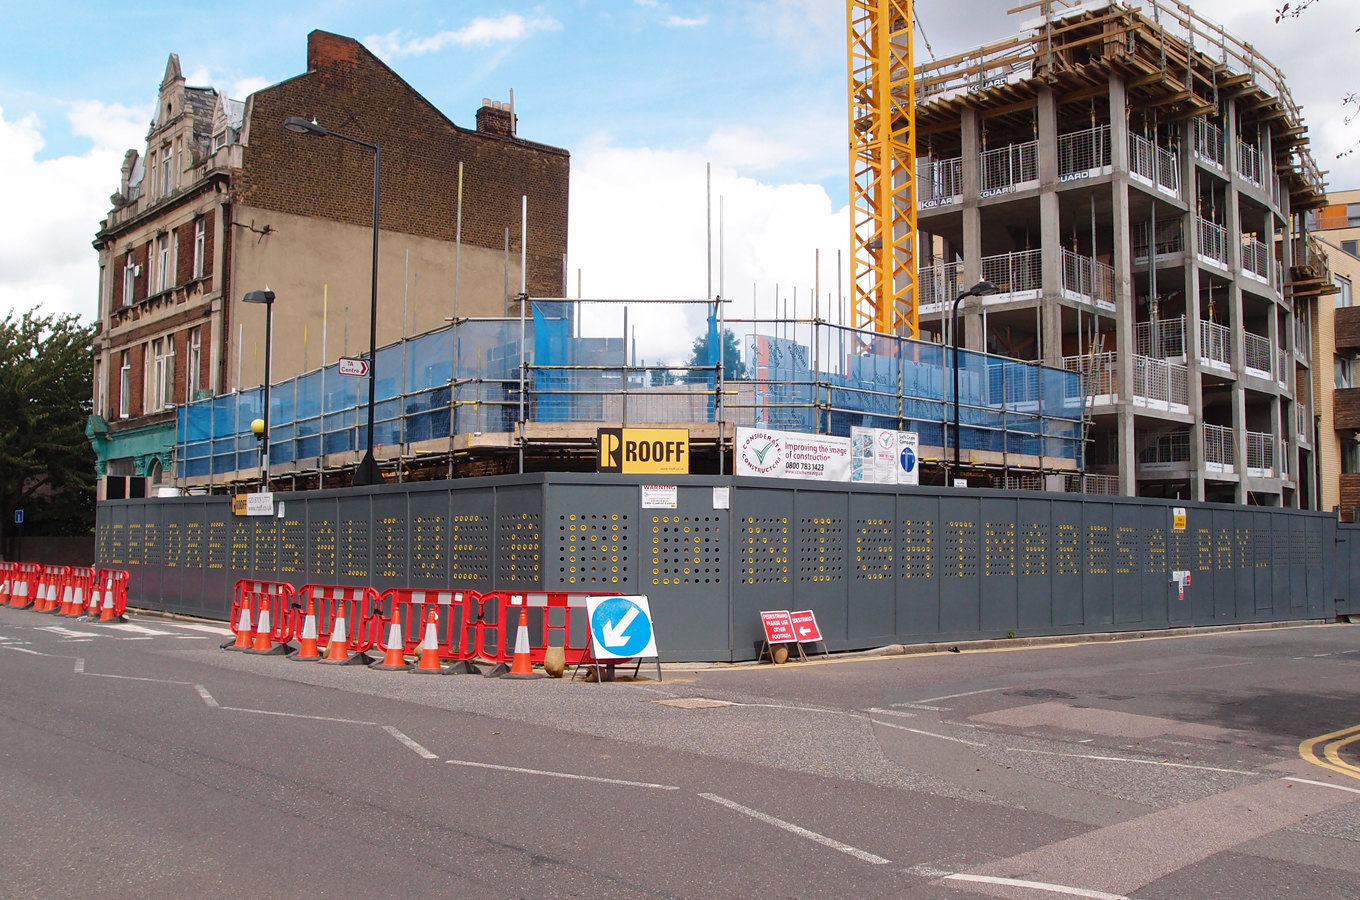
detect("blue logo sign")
[899,445,917,474]
[588,595,657,660]
[13,509,22,524]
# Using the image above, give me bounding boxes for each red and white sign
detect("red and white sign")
[760,610,797,644]
[338,356,370,377]
[789,609,823,643]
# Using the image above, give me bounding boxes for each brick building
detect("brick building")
[88,31,569,496]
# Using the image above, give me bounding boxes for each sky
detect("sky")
[1,0,1357,366]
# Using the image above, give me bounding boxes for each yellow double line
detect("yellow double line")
[1300,724,1360,780]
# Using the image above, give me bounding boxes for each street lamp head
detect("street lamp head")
[250,418,265,437]
[283,116,327,137]
[966,279,999,298]
[243,288,275,305]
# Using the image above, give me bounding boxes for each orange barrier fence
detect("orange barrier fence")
[226,580,297,652]
[294,583,382,657]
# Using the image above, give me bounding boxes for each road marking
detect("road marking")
[699,793,889,864]
[894,703,945,711]
[383,726,438,759]
[87,671,193,684]
[1285,776,1360,796]
[36,625,99,639]
[863,707,917,719]
[909,687,1005,705]
[449,759,679,791]
[73,658,84,674]
[1299,723,1360,781]
[1003,746,1257,775]
[102,623,175,636]
[195,685,219,707]
[944,873,1128,899]
[217,706,376,726]
[871,718,985,746]
[5,646,51,656]
[1141,661,1253,676]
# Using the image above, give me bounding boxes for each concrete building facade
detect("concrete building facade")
[88,31,569,496]
[910,1,1329,506]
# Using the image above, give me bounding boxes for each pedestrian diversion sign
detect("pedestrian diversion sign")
[586,595,658,661]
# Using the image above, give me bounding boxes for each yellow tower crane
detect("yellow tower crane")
[847,0,917,339]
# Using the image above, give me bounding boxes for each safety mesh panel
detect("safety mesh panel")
[855,518,894,581]
[558,512,629,586]
[310,520,335,579]
[1021,522,1048,576]
[900,519,935,579]
[799,516,845,583]
[374,514,406,580]
[448,515,489,581]
[649,514,722,586]
[740,516,789,585]
[985,520,1015,577]
[944,519,978,578]
[498,512,542,583]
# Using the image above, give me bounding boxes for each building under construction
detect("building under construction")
[911,0,1331,505]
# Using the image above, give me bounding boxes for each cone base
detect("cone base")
[318,652,373,666]
[246,643,293,656]
[223,640,252,651]
[369,658,412,671]
[482,662,511,678]
[288,649,322,662]
[447,660,481,675]
[502,671,544,680]
[411,664,447,675]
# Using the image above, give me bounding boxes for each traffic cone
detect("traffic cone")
[10,578,29,609]
[61,582,83,617]
[98,577,124,623]
[318,604,368,666]
[247,593,289,655]
[411,606,445,675]
[39,578,60,613]
[224,595,255,650]
[501,605,541,679]
[369,604,411,671]
[290,596,321,661]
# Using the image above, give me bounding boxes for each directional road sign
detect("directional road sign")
[789,609,823,643]
[586,595,658,660]
[338,356,370,377]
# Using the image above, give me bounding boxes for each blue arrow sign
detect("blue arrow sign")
[586,595,658,660]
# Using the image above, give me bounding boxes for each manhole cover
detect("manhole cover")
[656,697,736,709]
[1003,688,1076,700]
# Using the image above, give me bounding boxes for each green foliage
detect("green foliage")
[0,310,95,552]
[682,327,747,382]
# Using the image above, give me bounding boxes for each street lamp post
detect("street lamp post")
[283,116,383,486]
[949,279,999,486]
[243,288,276,488]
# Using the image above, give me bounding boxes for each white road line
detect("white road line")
[1285,776,1360,796]
[383,726,438,759]
[894,703,945,711]
[864,707,917,719]
[145,621,233,636]
[448,758,680,791]
[88,672,193,684]
[909,687,1005,705]
[36,625,98,639]
[871,718,986,747]
[101,623,174,636]
[698,793,890,865]
[944,873,1128,899]
[1002,746,1257,775]
[1141,661,1253,676]
[73,658,84,674]
[195,685,219,707]
[5,646,50,656]
[217,706,376,726]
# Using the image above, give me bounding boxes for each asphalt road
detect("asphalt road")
[1,606,1357,899]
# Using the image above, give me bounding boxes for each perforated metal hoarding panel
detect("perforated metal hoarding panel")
[795,489,850,645]
[938,495,981,637]
[980,497,1018,635]
[896,493,942,639]
[849,490,898,647]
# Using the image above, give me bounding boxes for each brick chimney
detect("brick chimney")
[476,99,516,137]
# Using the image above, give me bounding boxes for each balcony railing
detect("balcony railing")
[1065,472,1121,495]
[1243,331,1273,380]
[1128,133,1182,196]
[1133,219,1184,260]
[1058,125,1112,179]
[1246,430,1275,478]
[1277,350,1289,389]
[918,261,964,314]
[1203,423,1235,473]
[1237,139,1265,187]
[980,140,1038,195]
[1134,356,1190,413]
[1135,316,1186,360]
[1240,236,1269,281]
[1297,402,1310,441]
[980,249,1042,299]
[1062,352,1117,402]
[1199,320,1233,372]
[1197,218,1228,267]
[918,156,963,207]
[1061,249,1115,311]
[1138,429,1190,466]
[1193,117,1225,169]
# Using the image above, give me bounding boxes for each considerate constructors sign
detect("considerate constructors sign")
[735,426,919,485]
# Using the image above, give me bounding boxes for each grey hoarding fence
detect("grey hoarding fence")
[96,475,1337,661]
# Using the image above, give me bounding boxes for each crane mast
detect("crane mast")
[847,0,917,339]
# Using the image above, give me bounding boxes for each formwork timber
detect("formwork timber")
[95,475,1359,661]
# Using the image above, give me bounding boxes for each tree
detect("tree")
[1277,1,1359,158]
[682,326,747,382]
[0,310,96,558]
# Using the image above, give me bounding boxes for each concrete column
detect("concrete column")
[1109,75,1137,495]
[1038,88,1063,366]
[960,108,984,351]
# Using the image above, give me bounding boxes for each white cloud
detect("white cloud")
[567,139,848,366]
[184,66,273,102]
[364,14,562,60]
[666,15,708,28]
[0,101,149,324]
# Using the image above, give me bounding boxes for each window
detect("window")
[119,351,131,418]
[193,218,206,278]
[1348,203,1360,228]
[1343,240,1359,258]
[1338,275,1354,309]
[152,337,174,410]
[186,327,201,398]
[1337,356,1354,389]
[98,264,106,319]
[156,233,171,293]
[212,130,227,152]
[1344,440,1360,475]
[174,137,182,190]
[160,146,171,198]
[93,361,103,418]
[123,255,136,305]
[147,150,156,198]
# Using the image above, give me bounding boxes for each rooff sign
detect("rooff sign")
[598,428,690,474]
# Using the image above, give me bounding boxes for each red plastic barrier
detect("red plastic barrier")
[92,569,131,619]
[35,565,70,613]
[370,588,474,661]
[478,591,593,667]
[0,562,13,605]
[8,562,40,609]
[295,584,382,654]
[60,567,96,617]
[227,580,297,644]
